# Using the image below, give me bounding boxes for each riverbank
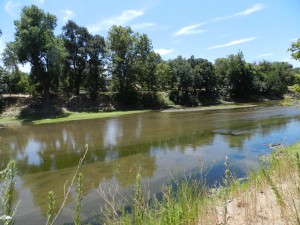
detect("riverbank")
[0,94,269,125]
[162,103,258,112]
[0,110,150,125]
[98,142,300,224]
[0,94,153,125]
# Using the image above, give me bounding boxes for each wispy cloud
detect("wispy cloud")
[87,9,144,33]
[290,38,298,42]
[154,48,174,56]
[208,37,257,49]
[174,23,206,37]
[131,22,155,30]
[213,3,266,22]
[258,53,274,58]
[4,0,21,17]
[62,9,75,22]
[35,0,45,4]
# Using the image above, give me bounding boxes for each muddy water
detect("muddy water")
[1,102,300,224]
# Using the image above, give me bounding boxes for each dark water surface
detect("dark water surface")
[1,102,300,224]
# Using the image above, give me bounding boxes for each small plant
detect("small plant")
[0,161,17,225]
[74,173,84,225]
[223,156,231,225]
[46,191,56,225]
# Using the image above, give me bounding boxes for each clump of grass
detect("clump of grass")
[46,191,56,224]
[0,161,17,225]
[74,172,84,225]
[99,165,215,225]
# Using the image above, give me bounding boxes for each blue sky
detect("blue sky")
[0,0,299,72]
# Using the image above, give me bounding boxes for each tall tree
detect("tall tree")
[86,34,106,99]
[13,5,57,102]
[62,20,91,95]
[107,26,139,104]
[135,34,160,91]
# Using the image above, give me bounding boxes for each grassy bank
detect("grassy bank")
[0,110,150,125]
[99,142,300,224]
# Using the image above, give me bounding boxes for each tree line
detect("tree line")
[0,5,299,107]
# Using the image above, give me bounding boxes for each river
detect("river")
[1,101,300,224]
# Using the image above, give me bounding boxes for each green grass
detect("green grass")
[99,142,300,224]
[0,110,150,125]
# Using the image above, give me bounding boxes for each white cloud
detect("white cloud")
[290,38,298,42]
[208,37,257,49]
[154,48,174,56]
[62,9,75,22]
[4,0,21,17]
[258,53,274,58]
[213,3,266,22]
[174,23,206,37]
[131,22,155,30]
[87,9,144,33]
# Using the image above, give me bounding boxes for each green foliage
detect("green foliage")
[289,38,300,61]
[0,5,295,108]
[169,55,218,106]
[215,52,255,99]
[62,20,91,95]
[255,60,291,96]
[0,161,17,225]
[85,34,106,99]
[13,5,58,100]
[74,173,84,225]
[46,191,55,225]
[107,25,138,104]
[107,25,159,105]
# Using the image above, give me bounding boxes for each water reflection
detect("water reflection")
[103,119,123,148]
[0,103,300,224]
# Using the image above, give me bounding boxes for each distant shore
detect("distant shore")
[162,103,257,112]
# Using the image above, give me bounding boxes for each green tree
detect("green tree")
[255,61,291,96]
[169,56,195,105]
[13,5,57,102]
[156,61,172,91]
[289,38,300,60]
[189,56,217,99]
[135,34,160,92]
[107,25,140,104]
[85,34,106,99]
[0,67,9,95]
[288,39,300,94]
[62,20,92,95]
[227,52,255,98]
[214,57,230,98]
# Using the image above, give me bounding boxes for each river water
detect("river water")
[1,102,300,224]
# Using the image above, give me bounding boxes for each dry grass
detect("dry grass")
[212,143,300,225]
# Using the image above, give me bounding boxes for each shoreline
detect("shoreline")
[162,103,258,112]
[0,110,150,125]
